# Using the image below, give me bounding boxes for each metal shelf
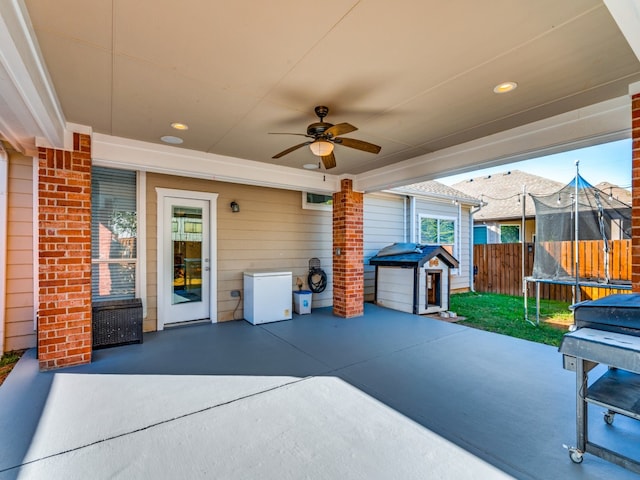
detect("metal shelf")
[587,369,640,421]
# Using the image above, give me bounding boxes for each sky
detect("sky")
[437,138,632,189]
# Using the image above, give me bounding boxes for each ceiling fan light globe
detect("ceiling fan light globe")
[309,140,334,156]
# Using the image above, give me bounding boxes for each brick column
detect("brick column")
[633,92,640,293]
[38,133,92,369]
[332,178,364,317]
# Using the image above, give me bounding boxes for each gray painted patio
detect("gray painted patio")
[0,304,638,479]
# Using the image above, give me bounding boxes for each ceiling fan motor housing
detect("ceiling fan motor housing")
[307,122,333,137]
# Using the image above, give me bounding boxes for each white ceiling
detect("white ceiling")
[3,0,640,187]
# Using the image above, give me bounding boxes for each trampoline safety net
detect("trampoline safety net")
[530,174,631,284]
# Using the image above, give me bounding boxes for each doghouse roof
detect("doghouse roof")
[369,243,459,268]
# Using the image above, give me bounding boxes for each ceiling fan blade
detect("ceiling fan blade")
[272,142,310,159]
[335,137,381,154]
[325,123,357,138]
[269,132,312,137]
[321,152,336,169]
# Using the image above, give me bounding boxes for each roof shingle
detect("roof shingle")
[393,180,481,205]
[451,170,564,220]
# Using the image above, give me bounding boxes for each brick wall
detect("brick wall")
[633,93,640,293]
[37,133,92,369]
[332,179,364,317]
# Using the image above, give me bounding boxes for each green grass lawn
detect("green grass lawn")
[0,349,26,387]
[449,292,573,347]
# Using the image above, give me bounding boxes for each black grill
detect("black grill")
[572,293,640,336]
[559,292,640,472]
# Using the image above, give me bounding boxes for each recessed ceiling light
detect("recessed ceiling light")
[493,81,518,94]
[303,163,320,170]
[160,135,183,144]
[171,122,189,131]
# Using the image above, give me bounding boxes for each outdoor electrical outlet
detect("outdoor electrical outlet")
[230,290,241,298]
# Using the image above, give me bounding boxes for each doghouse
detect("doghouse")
[369,243,458,315]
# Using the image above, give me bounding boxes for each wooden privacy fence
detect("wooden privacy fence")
[473,240,631,302]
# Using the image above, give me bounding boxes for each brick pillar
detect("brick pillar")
[633,92,640,293]
[332,178,364,317]
[37,133,92,369]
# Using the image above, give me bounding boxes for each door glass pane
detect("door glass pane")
[172,206,203,305]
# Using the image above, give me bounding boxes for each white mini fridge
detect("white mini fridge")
[243,271,292,325]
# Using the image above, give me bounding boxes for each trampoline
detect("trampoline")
[524,162,631,324]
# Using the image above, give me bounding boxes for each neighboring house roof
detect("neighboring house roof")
[595,181,632,206]
[391,180,481,205]
[451,170,565,221]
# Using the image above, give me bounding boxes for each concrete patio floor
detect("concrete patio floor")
[1,304,639,479]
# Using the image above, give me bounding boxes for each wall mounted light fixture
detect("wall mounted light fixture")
[230,201,240,213]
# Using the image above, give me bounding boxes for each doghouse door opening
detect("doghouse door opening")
[426,271,442,308]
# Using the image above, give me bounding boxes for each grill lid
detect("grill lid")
[573,293,640,336]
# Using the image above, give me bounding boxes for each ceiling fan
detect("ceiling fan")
[271,106,381,169]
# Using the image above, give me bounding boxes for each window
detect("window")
[419,216,455,246]
[419,215,458,273]
[500,224,520,243]
[302,192,333,211]
[91,167,137,301]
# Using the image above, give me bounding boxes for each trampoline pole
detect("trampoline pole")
[536,280,540,326]
[522,185,527,323]
[574,160,580,304]
[524,279,529,322]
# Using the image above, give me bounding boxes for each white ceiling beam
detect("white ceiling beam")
[92,133,342,194]
[605,0,640,63]
[354,96,631,193]
[0,0,65,154]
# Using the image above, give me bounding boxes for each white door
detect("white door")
[162,196,210,325]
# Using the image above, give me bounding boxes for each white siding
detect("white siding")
[375,267,414,313]
[363,193,406,301]
[486,222,501,244]
[413,198,472,293]
[363,192,473,302]
[454,204,472,292]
